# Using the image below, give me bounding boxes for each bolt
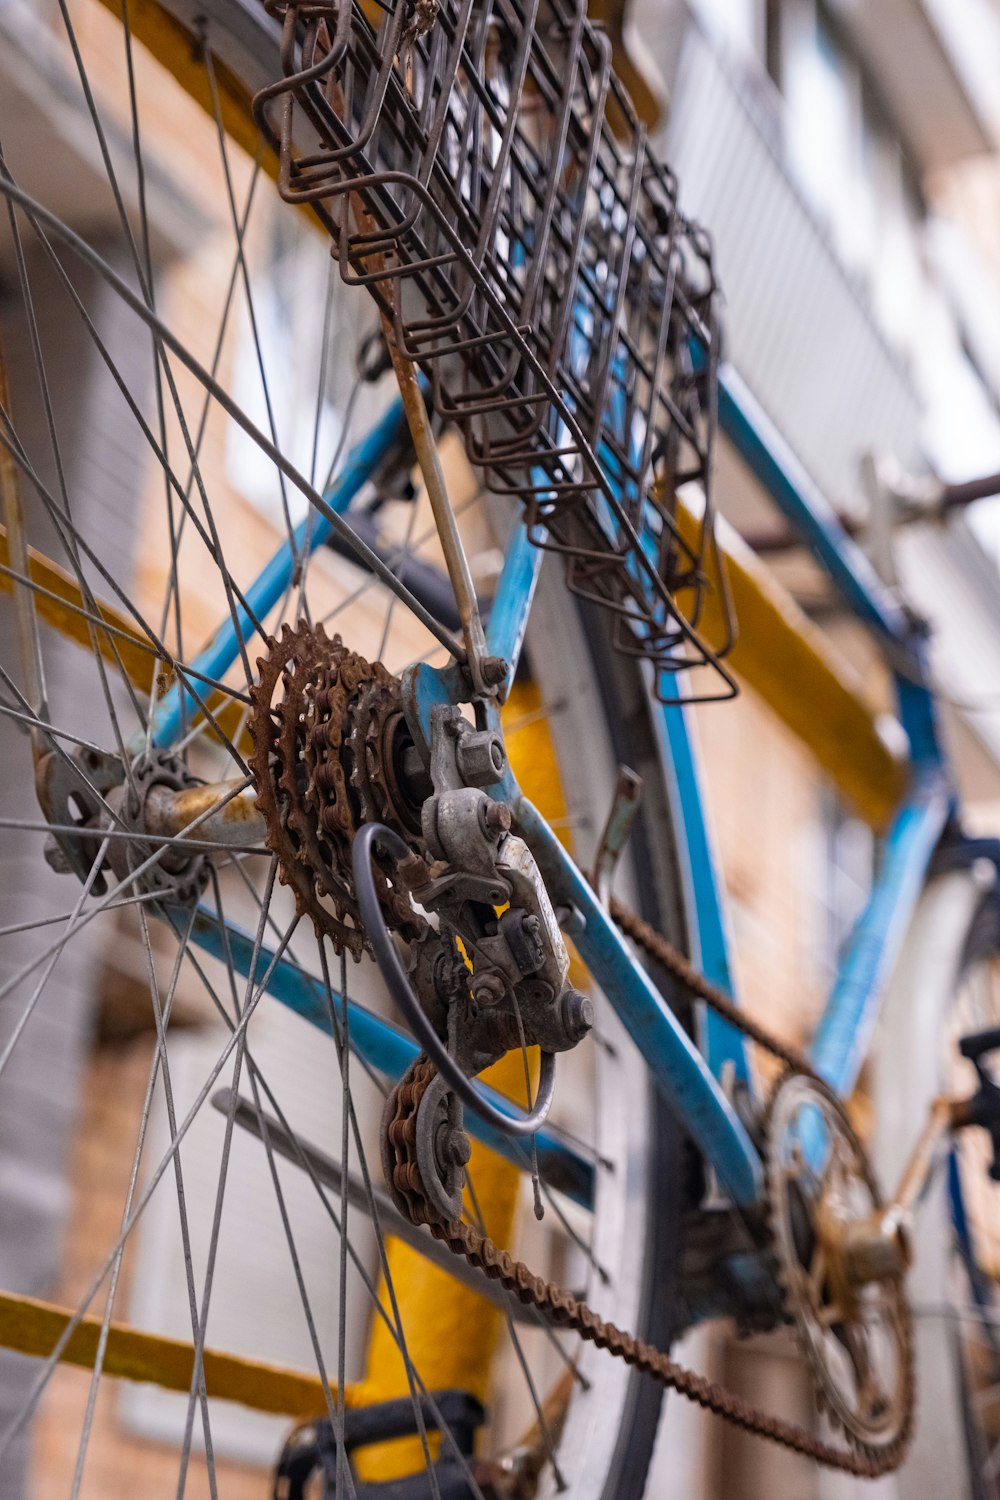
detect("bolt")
[481,655,509,687]
[483,799,512,835]
[472,972,507,1008]
[561,988,594,1045]
[443,1131,472,1168]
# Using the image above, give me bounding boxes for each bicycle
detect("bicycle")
[1,1,999,1496]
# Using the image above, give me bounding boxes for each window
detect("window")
[780,2,876,272]
[693,0,766,59]
[226,208,391,529]
[819,788,873,979]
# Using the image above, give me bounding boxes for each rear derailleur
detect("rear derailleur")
[372,701,592,1222]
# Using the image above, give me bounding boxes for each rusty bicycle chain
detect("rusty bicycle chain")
[383,919,914,1481]
[249,629,912,1474]
[608,894,823,1081]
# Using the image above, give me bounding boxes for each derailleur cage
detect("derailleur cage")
[406,703,592,1067]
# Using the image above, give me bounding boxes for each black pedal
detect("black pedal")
[273,1390,488,1500]
[959,1027,1000,1181]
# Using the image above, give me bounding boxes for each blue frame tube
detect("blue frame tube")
[516,797,761,1203]
[185,906,595,1209]
[486,510,544,673]
[148,397,409,748]
[654,699,750,1084]
[810,776,952,1095]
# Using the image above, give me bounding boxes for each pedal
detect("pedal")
[273,1391,488,1499]
[955,1027,1000,1181]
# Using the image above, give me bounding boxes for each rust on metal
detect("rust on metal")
[144,778,265,844]
[252,0,736,703]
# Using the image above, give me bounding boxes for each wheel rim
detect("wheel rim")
[0,10,681,1490]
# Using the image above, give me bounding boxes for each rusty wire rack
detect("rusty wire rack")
[253,0,737,700]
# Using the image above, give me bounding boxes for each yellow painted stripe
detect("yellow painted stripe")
[0,525,156,693]
[0,527,251,748]
[0,1288,364,1417]
[682,507,908,830]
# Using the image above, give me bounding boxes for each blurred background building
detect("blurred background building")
[4,0,1000,1495]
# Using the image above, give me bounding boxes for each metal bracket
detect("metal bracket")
[274,1390,487,1499]
[592,765,643,905]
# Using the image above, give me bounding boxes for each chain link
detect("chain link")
[382,905,915,1480]
[249,628,913,1475]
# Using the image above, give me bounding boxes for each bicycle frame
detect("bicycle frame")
[145,344,964,1215]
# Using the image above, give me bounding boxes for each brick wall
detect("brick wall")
[31,1044,267,1500]
[7,6,865,1498]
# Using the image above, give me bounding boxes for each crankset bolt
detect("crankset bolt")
[561,988,594,1044]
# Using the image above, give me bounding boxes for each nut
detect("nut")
[455,728,506,788]
[471,971,507,1008]
[442,1130,472,1168]
[560,988,594,1045]
[480,655,510,688]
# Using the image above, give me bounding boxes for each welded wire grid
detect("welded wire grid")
[254,0,737,700]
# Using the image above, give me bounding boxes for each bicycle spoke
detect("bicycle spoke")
[119,0,187,699]
[178,935,489,1500]
[0,13,672,1493]
[68,903,199,1498]
[204,43,300,583]
[464,1173,570,1488]
[0,165,269,690]
[0,415,257,751]
[0,177,466,663]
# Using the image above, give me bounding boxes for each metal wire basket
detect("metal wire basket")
[254,0,737,700]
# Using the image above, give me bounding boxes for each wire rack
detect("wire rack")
[254,0,737,700]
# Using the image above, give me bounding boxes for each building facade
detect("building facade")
[2,0,1000,1496]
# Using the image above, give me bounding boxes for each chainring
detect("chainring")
[764,1070,914,1462]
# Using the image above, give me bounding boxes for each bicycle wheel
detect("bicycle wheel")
[874,865,1000,1500]
[945,886,1000,1500]
[0,5,694,1495]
